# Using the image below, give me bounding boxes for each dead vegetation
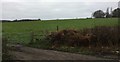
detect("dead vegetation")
[47,29,96,48]
[46,26,119,56]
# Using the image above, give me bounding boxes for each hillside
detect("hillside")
[2,18,118,34]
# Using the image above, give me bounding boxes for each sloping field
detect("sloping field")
[2,18,118,44]
[2,18,118,33]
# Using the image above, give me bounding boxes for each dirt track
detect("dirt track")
[9,46,111,60]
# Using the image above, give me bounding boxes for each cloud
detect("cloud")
[2,0,119,2]
[118,1,120,8]
[2,2,118,20]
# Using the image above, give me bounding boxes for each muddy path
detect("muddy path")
[8,46,112,60]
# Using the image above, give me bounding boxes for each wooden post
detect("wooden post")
[57,25,59,31]
[29,32,34,44]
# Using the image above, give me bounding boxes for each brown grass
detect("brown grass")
[47,26,119,49]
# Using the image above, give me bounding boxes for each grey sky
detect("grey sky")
[1,0,119,20]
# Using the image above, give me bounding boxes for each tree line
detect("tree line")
[13,19,41,22]
[2,19,41,22]
[92,8,120,18]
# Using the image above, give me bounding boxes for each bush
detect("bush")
[91,26,119,47]
[47,29,96,48]
[2,37,12,60]
[47,26,119,48]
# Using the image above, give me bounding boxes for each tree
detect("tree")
[38,19,41,21]
[13,19,18,22]
[106,7,111,18]
[93,10,105,18]
[112,8,120,18]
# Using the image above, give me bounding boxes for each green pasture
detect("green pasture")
[2,18,118,44]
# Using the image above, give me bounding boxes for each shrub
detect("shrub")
[47,26,119,48]
[2,37,12,60]
[47,29,96,48]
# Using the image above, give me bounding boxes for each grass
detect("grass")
[2,18,118,44]
[2,18,119,59]
[3,18,118,33]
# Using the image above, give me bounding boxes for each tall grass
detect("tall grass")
[2,37,12,61]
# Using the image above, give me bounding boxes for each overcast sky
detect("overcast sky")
[1,0,119,20]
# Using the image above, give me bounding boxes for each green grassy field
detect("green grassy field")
[2,18,118,44]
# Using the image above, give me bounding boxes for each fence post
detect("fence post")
[29,32,34,44]
[57,25,59,31]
